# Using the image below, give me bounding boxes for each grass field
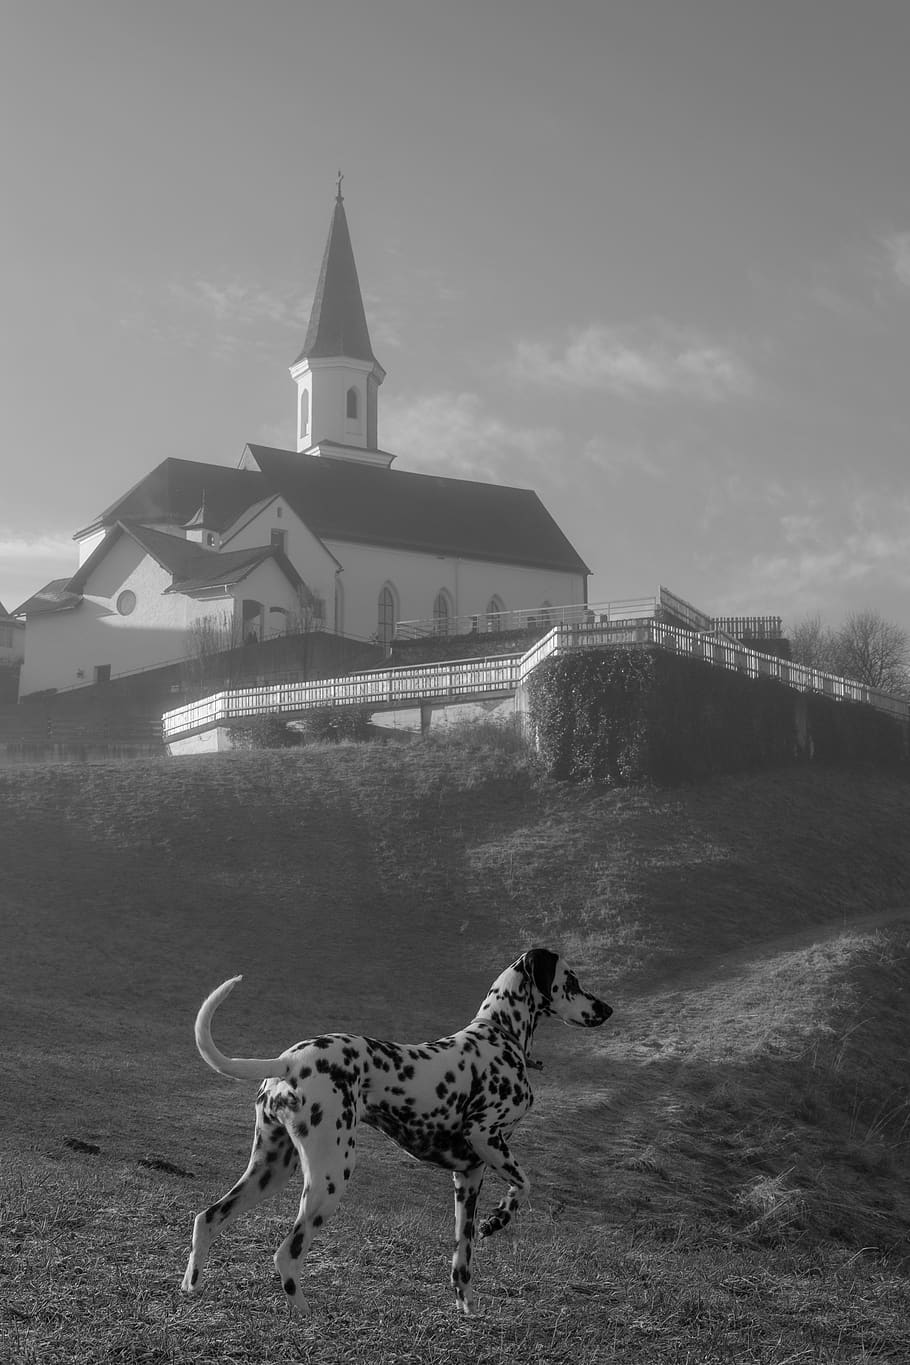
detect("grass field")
[2,729,910,1363]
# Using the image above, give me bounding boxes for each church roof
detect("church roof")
[77,452,589,576]
[77,462,267,539]
[291,192,379,368]
[247,445,591,574]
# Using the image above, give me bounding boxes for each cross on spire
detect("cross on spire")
[336,170,344,202]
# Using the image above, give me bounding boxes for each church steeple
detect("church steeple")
[290,182,388,465]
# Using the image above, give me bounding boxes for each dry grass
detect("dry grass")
[2,740,910,1362]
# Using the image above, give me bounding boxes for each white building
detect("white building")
[17,189,589,698]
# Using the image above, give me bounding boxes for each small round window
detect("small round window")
[116,590,137,616]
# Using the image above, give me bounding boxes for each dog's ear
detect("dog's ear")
[519,948,559,1001]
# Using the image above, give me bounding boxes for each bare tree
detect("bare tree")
[836,609,910,695]
[788,611,840,674]
[789,608,910,697]
[182,610,239,697]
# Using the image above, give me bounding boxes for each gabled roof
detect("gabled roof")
[76,461,267,540]
[245,445,592,575]
[23,523,302,618]
[14,579,82,617]
[291,193,379,368]
[76,446,590,579]
[74,523,303,596]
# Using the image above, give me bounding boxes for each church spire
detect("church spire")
[290,185,388,462]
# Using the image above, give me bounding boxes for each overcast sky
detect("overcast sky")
[2,1,909,632]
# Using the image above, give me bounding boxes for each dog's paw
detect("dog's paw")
[180,1266,202,1295]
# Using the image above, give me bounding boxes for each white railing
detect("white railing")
[515,620,910,719]
[162,653,523,739]
[394,586,719,640]
[394,594,660,640]
[162,615,909,741]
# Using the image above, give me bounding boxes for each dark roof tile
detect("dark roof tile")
[79,447,589,578]
[247,445,590,574]
[15,579,82,617]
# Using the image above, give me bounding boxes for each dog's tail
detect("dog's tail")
[193,976,290,1082]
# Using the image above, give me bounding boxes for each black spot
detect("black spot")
[190,1267,199,1285]
[284,1278,296,1295]
[327,1181,336,1194]
[310,1103,324,1127]
[258,1170,271,1190]
[313,1215,323,1228]
[290,1231,304,1258]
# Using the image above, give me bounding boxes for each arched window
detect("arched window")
[378,583,397,645]
[299,388,309,439]
[346,386,359,420]
[433,590,452,636]
[334,577,344,635]
[242,599,263,643]
[485,595,505,632]
[268,606,290,637]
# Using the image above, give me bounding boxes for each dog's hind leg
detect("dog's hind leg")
[272,1129,354,1316]
[181,1106,297,1296]
[450,1165,485,1315]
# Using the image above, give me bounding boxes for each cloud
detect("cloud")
[748,492,910,606]
[581,435,663,480]
[382,391,564,483]
[168,278,306,330]
[883,232,910,290]
[507,322,754,402]
[0,531,75,611]
[0,531,74,562]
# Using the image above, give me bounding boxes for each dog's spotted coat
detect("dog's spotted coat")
[180,948,611,1315]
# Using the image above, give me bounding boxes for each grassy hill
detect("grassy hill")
[2,731,910,1363]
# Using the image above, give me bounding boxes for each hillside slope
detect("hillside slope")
[2,740,910,1361]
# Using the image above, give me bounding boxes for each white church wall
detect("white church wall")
[323,537,585,641]
[76,528,106,566]
[221,503,339,629]
[19,539,233,696]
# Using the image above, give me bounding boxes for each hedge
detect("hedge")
[526,647,907,785]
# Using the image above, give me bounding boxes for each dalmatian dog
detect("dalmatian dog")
[180,947,611,1315]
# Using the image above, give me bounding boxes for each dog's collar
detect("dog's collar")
[471,1014,522,1045]
[470,1015,543,1069]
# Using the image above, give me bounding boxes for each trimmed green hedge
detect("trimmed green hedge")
[527,647,907,785]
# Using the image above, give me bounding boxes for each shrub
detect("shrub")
[229,713,301,749]
[295,706,374,744]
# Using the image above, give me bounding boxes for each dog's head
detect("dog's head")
[515,948,612,1028]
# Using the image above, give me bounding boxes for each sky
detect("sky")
[2,0,909,633]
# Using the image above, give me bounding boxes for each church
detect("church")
[17,188,590,699]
